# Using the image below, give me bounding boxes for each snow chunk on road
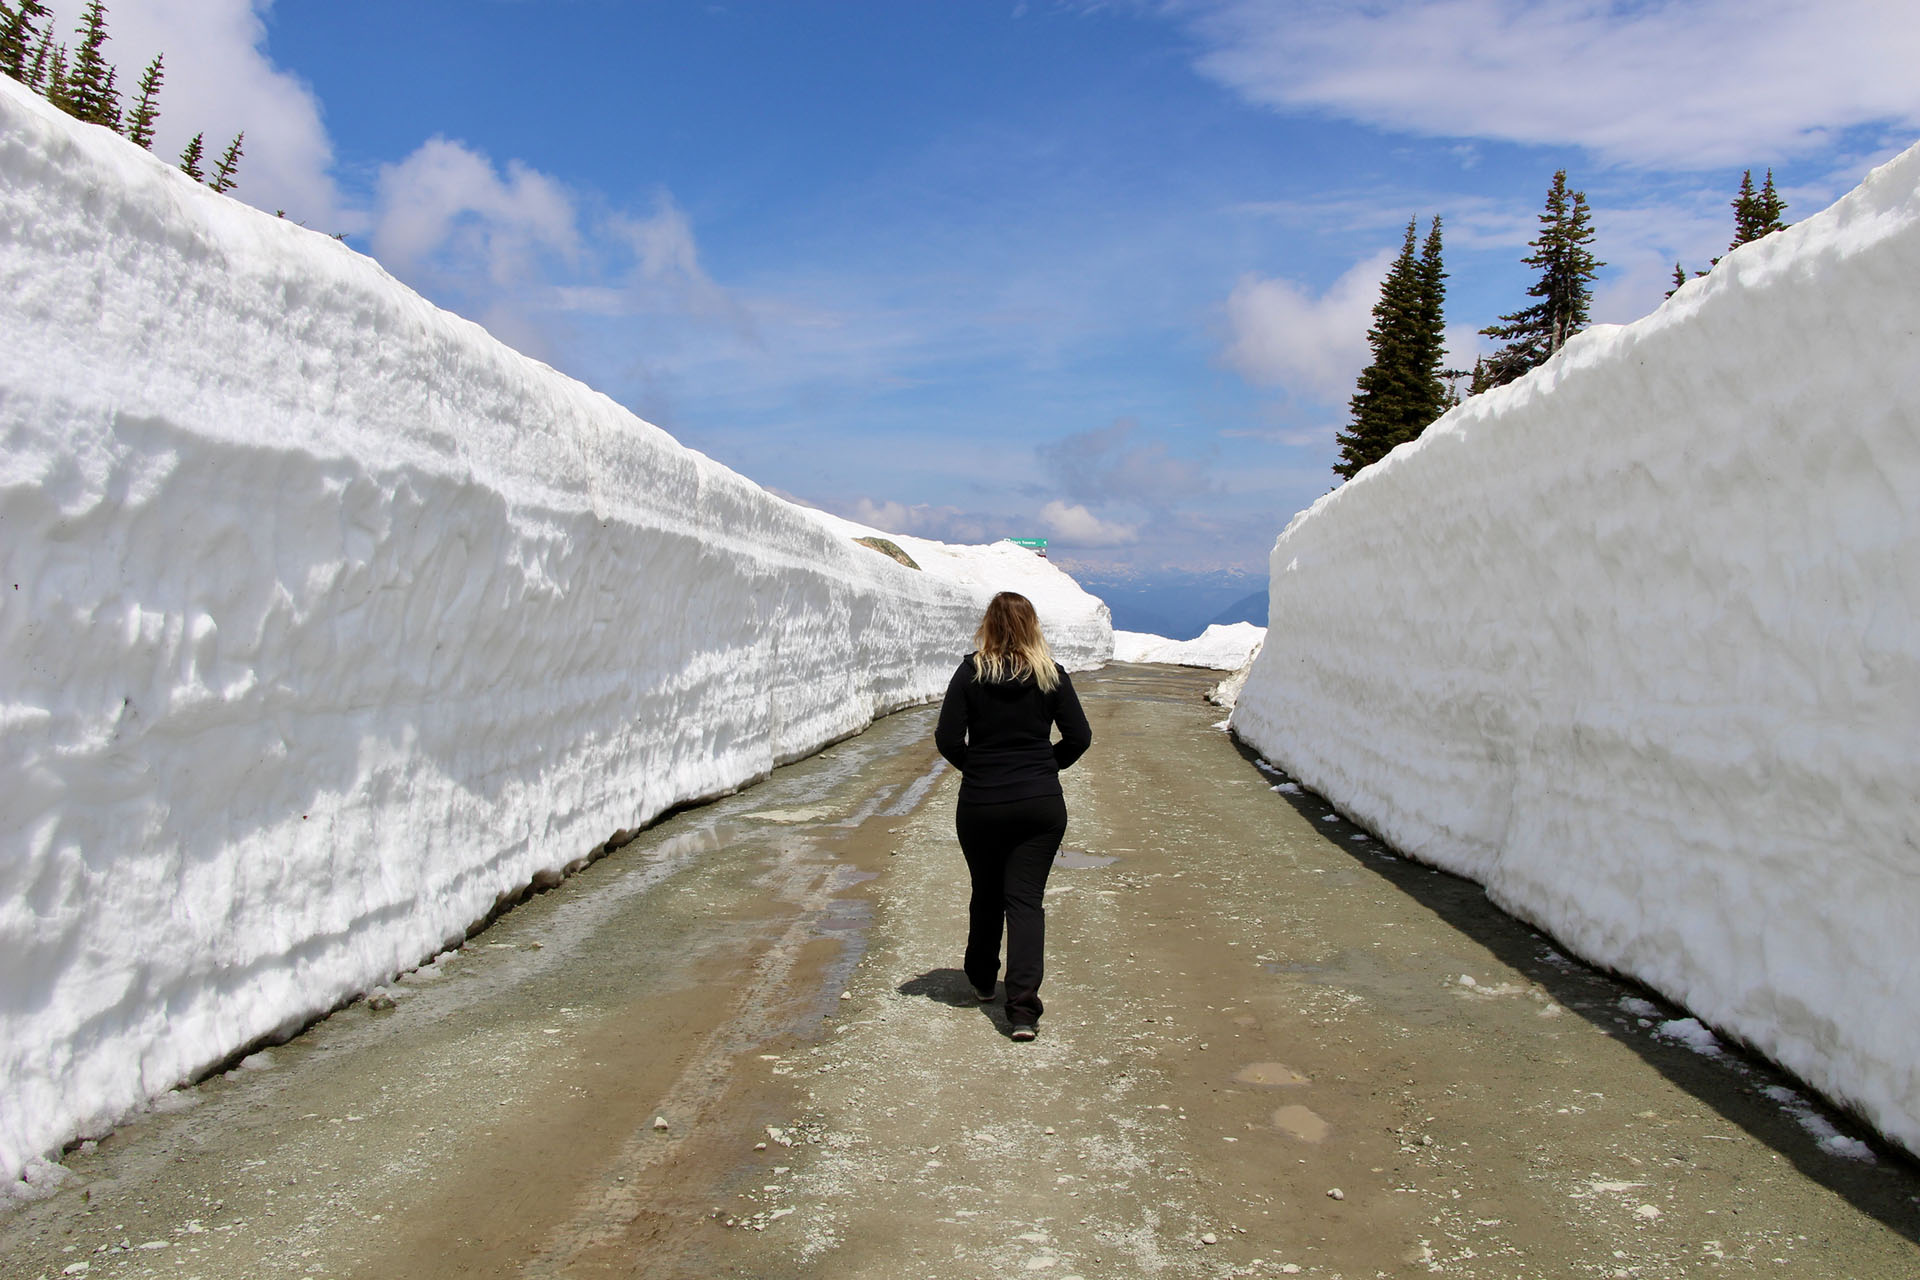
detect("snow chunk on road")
[1762,1087,1878,1162]
[1653,1018,1724,1057]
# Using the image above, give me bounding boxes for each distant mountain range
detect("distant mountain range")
[1207,590,1269,630]
[1064,567,1268,640]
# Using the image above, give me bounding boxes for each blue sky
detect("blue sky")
[44,1,1920,588]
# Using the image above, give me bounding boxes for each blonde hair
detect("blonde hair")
[972,591,1059,692]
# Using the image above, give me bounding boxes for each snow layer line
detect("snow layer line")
[1233,141,1920,1156]
[0,80,1109,1186]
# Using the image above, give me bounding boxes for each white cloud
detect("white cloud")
[845,498,1006,546]
[606,196,756,336]
[44,0,349,228]
[838,495,1140,550]
[1442,319,1489,379]
[372,137,580,286]
[361,139,762,388]
[1582,193,1730,323]
[1041,500,1139,548]
[1221,250,1391,399]
[849,497,913,531]
[1188,0,1920,170]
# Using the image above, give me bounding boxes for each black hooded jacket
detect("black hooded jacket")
[934,654,1092,805]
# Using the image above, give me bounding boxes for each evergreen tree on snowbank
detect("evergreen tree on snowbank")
[123,51,160,148]
[65,0,116,128]
[210,130,243,193]
[1335,216,1449,479]
[1480,170,1601,387]
[0,0,51,83]
[1670,168,1792,296]
[178,129,204,182]
[1731,168,1789,249]
[0,0,242,191]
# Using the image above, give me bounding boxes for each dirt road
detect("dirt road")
[5,665,1917,1279]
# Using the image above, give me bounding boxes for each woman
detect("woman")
[933,591,1092,1041]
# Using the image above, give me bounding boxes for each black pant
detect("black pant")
[956,793,1068,1026]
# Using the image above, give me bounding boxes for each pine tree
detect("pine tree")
[1756,169,1788,236]
[178,129,205,182]
[64,0,116,126]
[42,38,67,107]
[1725,167,1791,256]
[0,0,51,81]
[1467,356,1493,396]
[1479,170,1603,387]
[210,130,243,192]
[1334,215,1449,479]
[25,28,50,89]
[125,51,161,147]
[1728,169,1763,250]
[1665,262,1687,300]
[1335,221,1420,478]
[100,63,121,131]
[0,2,13,80]
[1412,216,1448,427]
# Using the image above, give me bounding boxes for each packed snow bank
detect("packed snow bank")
[1233,141,1920,1156]
[1111,622,1266,669]
[0,79,1109,1189]
[1207,640,1264,710]
[803,517,1112,662]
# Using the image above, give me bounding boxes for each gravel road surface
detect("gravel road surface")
[5,664,1916,1279]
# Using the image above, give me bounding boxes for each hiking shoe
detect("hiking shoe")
[1010,1024,1038,1042]
[972,986,995,1002]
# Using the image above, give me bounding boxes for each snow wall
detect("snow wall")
[1112,622,1266,670]
[1233,142,1920,1155]
[0,80,1110,1186]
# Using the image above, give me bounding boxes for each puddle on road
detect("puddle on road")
[745,806,837,824]
[1271,1104,1332,1143]
[640,820,746,862]
[815,872,879,933]
[1235,1061,1310,1087]
[876,759,949,818]
[1056,847,1119,868]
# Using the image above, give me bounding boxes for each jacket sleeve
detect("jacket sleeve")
[933,657,973,771]
[1050,667,1092,771]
